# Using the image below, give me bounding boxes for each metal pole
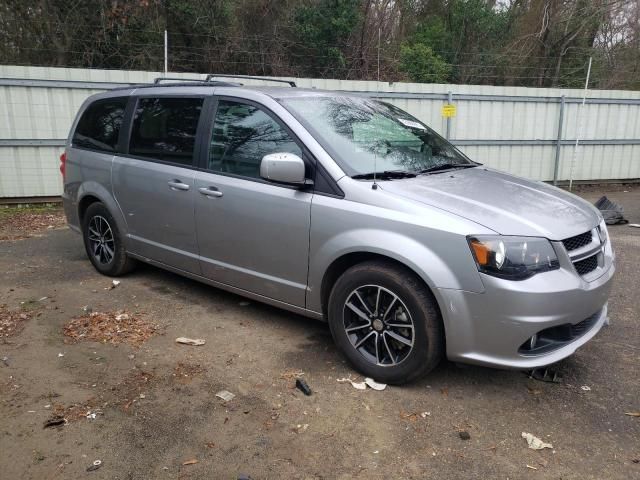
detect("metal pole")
[164,30,168,74]
[377,27,381,91]
[446,91,452,140]
[569,56,592,191]
[553,95,565,185]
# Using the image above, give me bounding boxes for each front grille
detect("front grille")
[574,254,599,276]
[562,231,593,251]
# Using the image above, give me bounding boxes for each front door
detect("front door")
[194,99,313,307]
[113,96,205,274]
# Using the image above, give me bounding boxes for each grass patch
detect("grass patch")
[0,203,62,217]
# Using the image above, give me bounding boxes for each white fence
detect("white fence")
[1,65,639,198]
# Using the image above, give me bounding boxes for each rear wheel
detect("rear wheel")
[327,261,444,384]
[82,202,135,276]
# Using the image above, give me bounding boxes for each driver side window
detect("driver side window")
[209,100,302,178]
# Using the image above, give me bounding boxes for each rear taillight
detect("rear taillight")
[59,151,67,178]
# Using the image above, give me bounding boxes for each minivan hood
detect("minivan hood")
[379,167,600,240]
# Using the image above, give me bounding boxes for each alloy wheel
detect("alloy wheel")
[342,285,415,366]
[87,215,115,265]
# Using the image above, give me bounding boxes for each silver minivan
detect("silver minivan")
[62,77,615,384]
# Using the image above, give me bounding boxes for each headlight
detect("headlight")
[467,236,559,280]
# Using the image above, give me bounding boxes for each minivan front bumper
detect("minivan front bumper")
[437,260,615,369]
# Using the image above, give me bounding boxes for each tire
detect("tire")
[82,202,135,277]
[327,260,444,384]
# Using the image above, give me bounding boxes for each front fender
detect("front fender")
[307,228,485,314]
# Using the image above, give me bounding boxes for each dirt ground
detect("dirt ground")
[0,204,66,241]
[0,187,639,480]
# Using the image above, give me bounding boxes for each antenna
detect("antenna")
[372,150,378,190]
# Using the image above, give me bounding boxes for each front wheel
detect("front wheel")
[327,261,444,384]
[82,202,135,276]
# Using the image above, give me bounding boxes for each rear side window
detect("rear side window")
[73,97,127,153]
[129,97,203,165]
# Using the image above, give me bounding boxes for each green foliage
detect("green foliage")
[409,0,514,82]
[0,0,637,89]
[399,43,451,83]
[410,16,450,55]
[291,0,361,76]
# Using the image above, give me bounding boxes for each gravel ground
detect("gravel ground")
[0,187,638,479]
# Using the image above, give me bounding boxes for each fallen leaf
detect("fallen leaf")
[400,411,419,422]
[0,305,32,338]
[280,369,304,380]
[64,311,157,346]
[0,208,66,241]
[182,459,198,465]
[527,385,542,395]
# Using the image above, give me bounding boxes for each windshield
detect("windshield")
[280,96,476,177]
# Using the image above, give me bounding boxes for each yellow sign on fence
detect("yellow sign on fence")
[441,103,457,118]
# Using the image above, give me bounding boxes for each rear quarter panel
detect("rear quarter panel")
[63,91,132,237]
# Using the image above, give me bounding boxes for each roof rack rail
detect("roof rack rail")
[153,77,210,84]
[151,77,240,87]
[110,78,239,92]
[205,74,296,87]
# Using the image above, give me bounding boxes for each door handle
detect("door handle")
[168,179,190,191]
[198,186,223,198]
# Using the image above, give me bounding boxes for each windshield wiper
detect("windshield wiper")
[418,163,477,174]
[352,170,417,180]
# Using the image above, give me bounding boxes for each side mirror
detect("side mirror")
[260,152,306,186]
